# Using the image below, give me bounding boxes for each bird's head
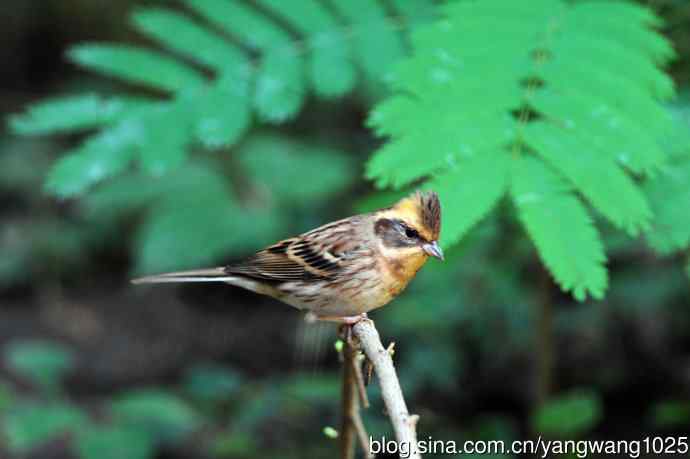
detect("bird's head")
[374,190,443,261]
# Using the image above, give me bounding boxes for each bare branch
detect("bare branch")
[341,329,373,459]
[352,318,421,459]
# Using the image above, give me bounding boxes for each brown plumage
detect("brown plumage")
[132,191,443,323]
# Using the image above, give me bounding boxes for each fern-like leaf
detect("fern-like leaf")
[10,0,434,198]
[512,156,607,301]
[367,0,673,299]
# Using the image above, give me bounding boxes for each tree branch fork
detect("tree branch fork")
[338,318,421,459]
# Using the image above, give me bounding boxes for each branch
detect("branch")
[352,318,421,459]
[340,329,373,459]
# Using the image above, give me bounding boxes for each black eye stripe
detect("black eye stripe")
[391,219,422,240]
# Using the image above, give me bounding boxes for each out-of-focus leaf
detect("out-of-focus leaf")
[83,162,284,273]
[8,94,152,135]
[533,389,602,438]
[3,403,87,453]
[183,364,242,402]
[5,340,74,391]
[401,346,463,393]
[75,426,154,459]
[645,158,690,254]
[282,375,339,403]
[68,44,205,93]
[0,381,15,411]
[45,119,143,197]
[110,389,202,441]
[652,400,690,428]
[210,431,256,458]
[237,133,356,205]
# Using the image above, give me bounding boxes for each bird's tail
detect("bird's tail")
[131,267,232,284]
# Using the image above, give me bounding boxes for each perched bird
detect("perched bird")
[132,191,443,324]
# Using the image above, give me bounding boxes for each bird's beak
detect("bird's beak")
[423,241,444,260]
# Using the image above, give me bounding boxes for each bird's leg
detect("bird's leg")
[313,312,368,325]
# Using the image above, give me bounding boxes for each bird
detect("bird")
[132,191,443,324]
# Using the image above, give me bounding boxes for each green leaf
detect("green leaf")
[194,77,251,149]
[45,119,142,197]
[129,162,282,273]
[255,0,355,97]
[5,340,74,390]
[523,121,652,236]
[68,44,206,93]
[308,30,357,97]
[651,400,690,428]
[237,133,356,205]
[532,389,603,438]
[183,364,242,402]
[76,426,154,459]
[132,8,249,75]
[330,0,406,91]
[430,150,510,248]
[136,101,192,176]
[366,0,671,300]
[8,94,152,136]
[254,47,306,123]
[511,156,607,301]
[110,389,202,441]
[388,0,438,25]
[210,432,257,457]
[4,403,87,453]
[644,158,690,254]
[133,172,237,273]
[183,0,289,51]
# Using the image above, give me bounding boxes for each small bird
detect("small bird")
[132,191,443,324]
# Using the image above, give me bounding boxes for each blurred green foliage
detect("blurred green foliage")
[2,0,690,458]
[532,389,602,438]
[5,340,74,393]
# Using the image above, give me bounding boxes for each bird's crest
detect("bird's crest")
[391,191,441,241]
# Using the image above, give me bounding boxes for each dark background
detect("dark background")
[1,1,690,458]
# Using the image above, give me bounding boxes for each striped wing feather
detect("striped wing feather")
[226,219,358,282]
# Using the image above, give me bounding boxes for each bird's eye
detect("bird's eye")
[405,227,419,239]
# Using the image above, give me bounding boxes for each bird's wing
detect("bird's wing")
[226,218,362,282]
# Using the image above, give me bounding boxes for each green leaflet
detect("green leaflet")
[511,156,607,301]
[45,120,143,197]
[76,426,154,459]
[8,94,152,136]
[4,403,88,453]
[132,8,249,75]
[68,44,206,93]
[193,78,251,149]
[330,0,406,93]
[430,150,510,248]
[236,133,356,205]
[644,158,690,254]
[532,389,602,437]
